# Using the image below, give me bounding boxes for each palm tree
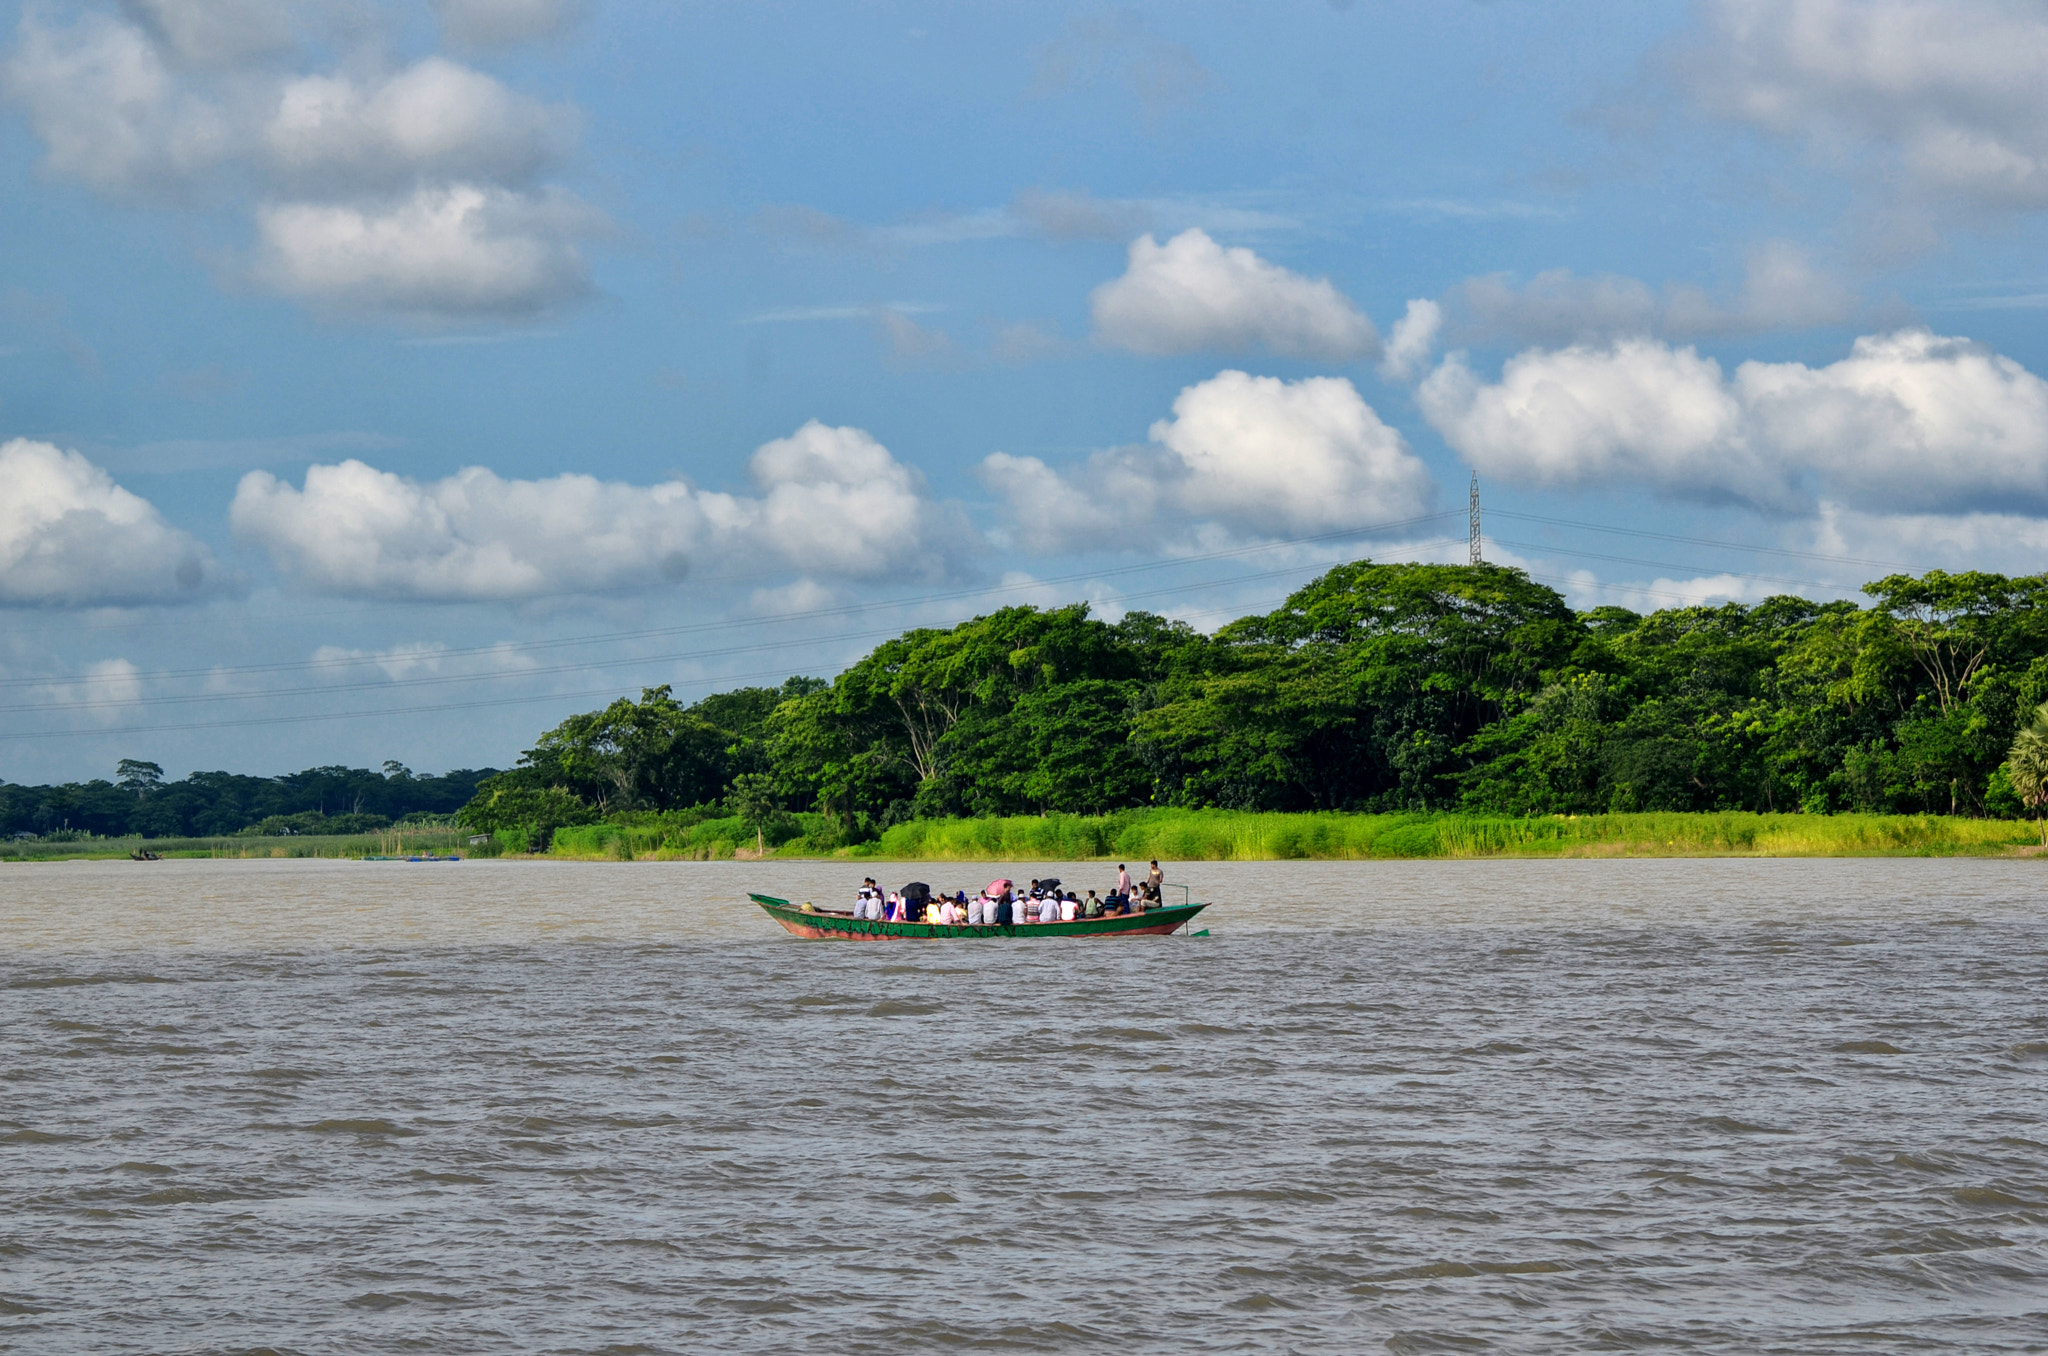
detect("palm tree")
[2005,702,2048,847]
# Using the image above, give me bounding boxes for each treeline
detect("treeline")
[0,762,497,840]
[455,561,2048,849]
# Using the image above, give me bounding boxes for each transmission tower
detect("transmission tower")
[1468,472,1482,566]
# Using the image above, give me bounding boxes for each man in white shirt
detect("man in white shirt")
[967,892,989,925]
[1038,894,1059,924]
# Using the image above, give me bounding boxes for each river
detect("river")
[2,857,2044,1352]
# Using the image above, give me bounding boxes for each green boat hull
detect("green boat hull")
[750,893,1206,939]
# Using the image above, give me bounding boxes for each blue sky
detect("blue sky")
[8,0,2048,783]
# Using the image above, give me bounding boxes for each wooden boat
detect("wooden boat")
[750,892,1206,939]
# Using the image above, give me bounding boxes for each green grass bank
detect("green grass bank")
[11,811,2037,864]
[540,808,2045,862]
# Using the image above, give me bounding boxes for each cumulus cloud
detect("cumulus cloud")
[1682,0,2048,214]
[1418,329,2048,514]
[2,12,236,194]
[231,421,952,601]
[979,370,1435,548]
[1450,242,1857,348]
[1378,299,1442,381]
[0,6,599,322]
[264,58,574,191]
[0,438,223,607]
[1091,229,1378,361]
[254,184,601,321]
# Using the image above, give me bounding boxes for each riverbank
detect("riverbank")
[11,809,2038,864]
[538,808,2044,862]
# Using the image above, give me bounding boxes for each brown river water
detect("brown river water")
[2,857,2045,1353]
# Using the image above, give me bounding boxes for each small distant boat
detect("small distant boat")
[129,849,161,861]
[749,892,1206,939]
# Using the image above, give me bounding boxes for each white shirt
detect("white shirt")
[1059,897,1078,921]
[1038,897,1059,923]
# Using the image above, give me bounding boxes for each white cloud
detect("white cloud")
[1451,243,1857,347]
[2,12,236,194]
[979,370,1435,547]
[1808,500,2048,576]
[253,184,602,321]
[1090,229,1378,361]
[31,658,144,723]
[1,7,600,322]
[1683,0,2048,214]
[265,58,574,191]
[434,0,579,47]
[231,421,951,601]
[0,438,223,607]
[1419,329,2048,514]
[1378,299,1442,381]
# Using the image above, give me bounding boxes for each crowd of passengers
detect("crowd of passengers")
[848,860,1167,925]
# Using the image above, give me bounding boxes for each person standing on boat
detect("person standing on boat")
[1116,864,1132,896]
[993,889,1014,926]
[1147,860,1163,894]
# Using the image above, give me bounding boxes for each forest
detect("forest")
[449,560,2048,850]
[0,762,495,840]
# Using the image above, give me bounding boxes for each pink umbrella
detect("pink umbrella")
[984,878,1012,897]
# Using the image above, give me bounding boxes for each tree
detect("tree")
[524,686,735,812]
[115,759,163,795]
[1862,571,2046,714]
[726,772,782,855]
[2005,702,2048,846]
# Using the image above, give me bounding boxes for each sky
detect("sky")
[8,0,2048,784]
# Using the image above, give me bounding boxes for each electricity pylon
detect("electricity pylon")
[1468,472,1482,566]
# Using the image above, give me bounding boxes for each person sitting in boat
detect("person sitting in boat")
[993,889,1014,926]
[935,895,960,925]
[1058,892,1080,922]
[1083,890,1103,918]
[853,887,881,921]
[1036,892,1059,924]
